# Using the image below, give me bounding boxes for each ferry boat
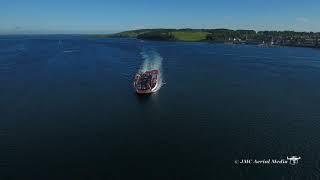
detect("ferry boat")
[133,70,160,94]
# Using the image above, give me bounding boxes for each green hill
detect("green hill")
[96,29,209,41]
[171,31,209,41]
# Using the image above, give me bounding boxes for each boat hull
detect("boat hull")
[133,70,160,94]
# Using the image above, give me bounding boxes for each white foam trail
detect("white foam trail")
[139,48,164,92]
[63,50,79,53]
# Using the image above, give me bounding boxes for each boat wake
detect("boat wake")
[63,50,79,53]
[139,48,164,92]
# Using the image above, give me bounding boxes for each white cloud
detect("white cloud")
[296,17,309,23]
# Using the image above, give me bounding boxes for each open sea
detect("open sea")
[1,35,320,180]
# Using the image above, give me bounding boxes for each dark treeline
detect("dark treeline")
[206,29,256,42]
[136,30,175,41]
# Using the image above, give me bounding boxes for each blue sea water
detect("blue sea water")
[1,35,320,179]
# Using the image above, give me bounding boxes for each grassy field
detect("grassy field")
[171,31,209,41]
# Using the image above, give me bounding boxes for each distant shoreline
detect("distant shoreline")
[93,28,320,49]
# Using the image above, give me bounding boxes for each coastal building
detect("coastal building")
[303,38,317,47]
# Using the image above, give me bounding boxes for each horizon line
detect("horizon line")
[1,27,320,35]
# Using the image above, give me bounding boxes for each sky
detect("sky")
[1,0,320,34]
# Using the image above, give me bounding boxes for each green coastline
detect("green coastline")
[93,28,320,48]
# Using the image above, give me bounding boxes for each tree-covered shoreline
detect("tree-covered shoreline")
[94,29,320,48]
